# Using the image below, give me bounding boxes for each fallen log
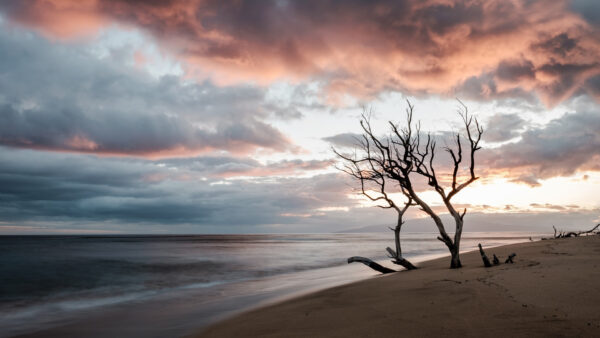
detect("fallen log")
[478,243,492,267]
[347,256,396,274]
[551,223,600,239]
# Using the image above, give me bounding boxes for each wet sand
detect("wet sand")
[199,235,600,337]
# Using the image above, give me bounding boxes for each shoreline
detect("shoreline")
[4,233,533,337]
[183,236,533,335]
[198,235,600,337]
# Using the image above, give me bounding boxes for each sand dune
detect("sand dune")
[199,235,600,337]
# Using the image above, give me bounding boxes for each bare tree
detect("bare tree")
[336,101,483,269]
[335,136,417,270]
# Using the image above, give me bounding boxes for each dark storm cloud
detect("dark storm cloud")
[0,146,350,227]
[0,23,295,156]
[1,0,598,105]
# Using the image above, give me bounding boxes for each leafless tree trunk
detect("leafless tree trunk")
[387,206,418,270]
[334,128,417,272]
[335,101,483,269]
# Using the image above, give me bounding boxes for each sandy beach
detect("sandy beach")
[199,235,600,337]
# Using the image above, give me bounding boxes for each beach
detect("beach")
[199,235,600,337]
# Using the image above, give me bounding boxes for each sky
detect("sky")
[0,0,599,234]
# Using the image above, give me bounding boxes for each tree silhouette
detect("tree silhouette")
[335,139,417,270]
[335,101,483,269]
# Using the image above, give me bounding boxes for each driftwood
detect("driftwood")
[505,253,516,264]
[550,223,600,239]
[346,247,416,274]
[478,243,492,267]
[492,254,500,265]
[479,244,515,267]
[348,256,396,274]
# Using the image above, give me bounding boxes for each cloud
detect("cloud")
[570,0,600,26]
[0,146,352,229]
[481,108,600,179]
[583,74,600,100]
[322,133,363,149]
[532,33,578,57]
[535,62,599,106]
[163,156,332,178]
[0,1,598,234]
[454,57,599,106]
[495,59,537,83]
[510,174,541,187]
[2,0,599,105]
[0,143,595,233]
[0,22,296,157]
[484,113,526,142]
[529,203,573,211]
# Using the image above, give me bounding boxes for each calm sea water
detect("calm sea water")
[0,232,537,337]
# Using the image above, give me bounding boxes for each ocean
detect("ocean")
[0,232,538,337]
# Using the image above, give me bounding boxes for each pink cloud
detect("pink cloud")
[2,0,599,105]
[2,0,107,40]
